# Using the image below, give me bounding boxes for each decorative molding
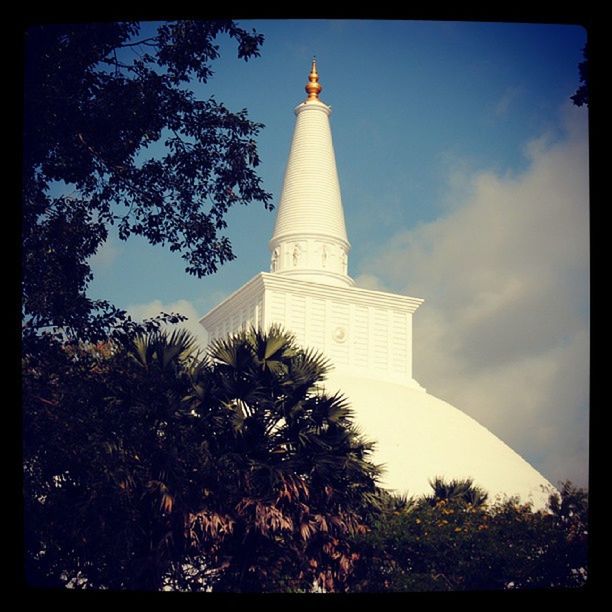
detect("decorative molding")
[333,326,347,343]
[269,231,350,252]
[293,99,332,117]
[259,273,424,313]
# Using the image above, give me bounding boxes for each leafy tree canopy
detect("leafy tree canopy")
[22,21,272,344]
[23,321,588,592]
[23,326,381,591]
[349,478,589,592]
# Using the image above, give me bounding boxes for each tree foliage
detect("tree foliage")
[23,326,381,591]
[571,41,589,107]
[22,21,272,343]
[348,478,589,592]
[24,323,588,592]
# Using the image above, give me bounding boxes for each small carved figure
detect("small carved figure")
[271,248,279,272]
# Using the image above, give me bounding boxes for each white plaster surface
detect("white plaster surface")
[269,100,351,287]
[324,370,555,508]
[201,273,423,386]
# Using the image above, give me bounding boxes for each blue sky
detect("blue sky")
[88,20,589,489]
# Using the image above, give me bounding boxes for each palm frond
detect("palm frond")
[127,328,198,371]
[130,335,151,368]
[208,334,252,370]
[262,330,293,362]
[322,392,352,423]
[426,476,489,506]
[165,327,198,362]
[287,347,332,387]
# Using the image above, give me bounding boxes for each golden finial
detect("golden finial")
[305,56,322,101]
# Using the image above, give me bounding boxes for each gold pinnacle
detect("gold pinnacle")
[305,57,322,101]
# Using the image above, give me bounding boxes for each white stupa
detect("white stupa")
[200,60,554,508]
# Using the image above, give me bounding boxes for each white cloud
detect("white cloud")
[355,104,589,488]
[127,299,209,349]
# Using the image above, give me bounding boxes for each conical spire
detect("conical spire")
[269,60,353,288]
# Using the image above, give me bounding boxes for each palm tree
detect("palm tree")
[192,325,382,592]
[24,324,381,592]
[425,477,489,508]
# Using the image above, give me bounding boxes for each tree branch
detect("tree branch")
[117,36,158,48]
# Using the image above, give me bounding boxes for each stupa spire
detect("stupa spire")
[269,60,353,288]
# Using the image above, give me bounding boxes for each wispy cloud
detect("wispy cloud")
[355,104,589,487]
[494,85,523,117]
[127,298,209,348]
[89,237,122,270]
